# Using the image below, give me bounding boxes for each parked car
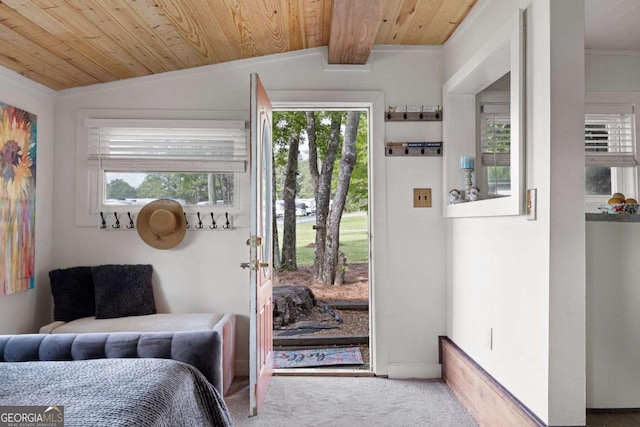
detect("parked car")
[299,198,316,215]
[275,201,284,217]
[295,202,309,216]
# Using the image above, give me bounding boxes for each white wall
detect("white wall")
[586,51,640,91]
[585,52,640,408]
[444,0,586,424]
[586,221,640,408]
[52,47,446,377]
[0,68,56,334]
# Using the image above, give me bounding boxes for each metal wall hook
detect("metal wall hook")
[223,212,231,229]
[112,212,120,229]
[210,213,217,229]
[126,212,135,229]
[184,212,190,229]
[99,212,107,229]
[195,212,204,229]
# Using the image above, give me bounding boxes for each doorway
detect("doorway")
[270,106,372,373]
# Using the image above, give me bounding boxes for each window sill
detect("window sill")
[586,213,640,222]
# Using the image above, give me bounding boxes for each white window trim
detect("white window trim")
[75,109,249,227]
[584,92,640,213]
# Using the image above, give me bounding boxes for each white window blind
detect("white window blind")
[85,119,247,172]
[585,104,636,167]
[480,103,510,167]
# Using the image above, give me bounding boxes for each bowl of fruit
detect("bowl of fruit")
[598,193,639,214]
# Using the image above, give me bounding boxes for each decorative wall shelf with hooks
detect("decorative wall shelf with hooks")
[385,141,443,157]
[385,106,442,121]
[98,211,234,231]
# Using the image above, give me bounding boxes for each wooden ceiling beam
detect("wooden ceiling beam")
[328,0,383,64]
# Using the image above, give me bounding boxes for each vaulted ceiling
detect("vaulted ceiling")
[0,0,478,90]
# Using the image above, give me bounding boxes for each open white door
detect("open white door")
[248,73,274,416]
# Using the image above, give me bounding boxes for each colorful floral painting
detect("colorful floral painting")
[0,102,37,295]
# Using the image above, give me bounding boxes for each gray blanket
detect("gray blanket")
[0,358,232,427]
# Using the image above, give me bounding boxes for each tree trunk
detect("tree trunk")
[280,133,300,270]
[306,111,319,194]
[322,111,360,285]
[272,150,281,270]
[311,113,342,283]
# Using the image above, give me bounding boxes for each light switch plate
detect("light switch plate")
[413,188,432,208]
[526,188,537,220]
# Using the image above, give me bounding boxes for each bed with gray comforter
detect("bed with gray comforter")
[0,358,232,426]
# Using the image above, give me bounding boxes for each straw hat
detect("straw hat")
[136,199,187,250]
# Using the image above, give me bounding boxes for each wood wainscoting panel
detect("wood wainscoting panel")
[439,336,544,427]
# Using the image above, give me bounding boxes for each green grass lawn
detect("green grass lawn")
[277,212,369,267]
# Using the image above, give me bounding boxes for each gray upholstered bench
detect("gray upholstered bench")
[9,313,236,395]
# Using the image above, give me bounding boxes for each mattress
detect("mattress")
[40,313,225,334]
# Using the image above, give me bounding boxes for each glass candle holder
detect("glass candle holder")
[459,155,474,170]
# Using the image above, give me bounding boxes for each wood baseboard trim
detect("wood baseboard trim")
[587,408,640,414]
[439,336,546,427]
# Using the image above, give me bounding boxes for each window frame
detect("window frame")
[584,92,639,213]
[75,109,248,227]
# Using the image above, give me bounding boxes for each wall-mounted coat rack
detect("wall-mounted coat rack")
[385,141,443,157]
[99,211,234,230]
[385,106,443,121]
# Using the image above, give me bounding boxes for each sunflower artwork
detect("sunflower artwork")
[0,102,37,295]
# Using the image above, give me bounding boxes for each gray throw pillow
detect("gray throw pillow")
[49,266,95,322]
[92,264,156,319]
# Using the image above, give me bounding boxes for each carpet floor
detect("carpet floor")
[225,376,479,427]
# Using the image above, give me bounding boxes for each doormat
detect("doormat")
[273,347,363,369]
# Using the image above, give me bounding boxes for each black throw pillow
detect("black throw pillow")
[92,264,156,319]
[49,267,95,322]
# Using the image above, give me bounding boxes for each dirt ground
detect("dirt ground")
[273,262,370,368]
[274,262,369,303]
[273,308,369,337]
[273,262,369,338]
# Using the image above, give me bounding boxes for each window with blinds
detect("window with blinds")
[480,103,511,166]
[585,105,635,167]
[584,104,637,199]
[480,103,511,196]
[84,119,247,207]
[86,119,247,172]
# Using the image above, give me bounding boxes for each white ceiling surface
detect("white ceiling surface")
[585,0,640,51]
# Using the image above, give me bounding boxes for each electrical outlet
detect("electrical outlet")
[413,188,432,208]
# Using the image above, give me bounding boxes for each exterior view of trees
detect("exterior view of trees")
[273,110,368,285]
[105,172,234,205]
[106,178,136,199]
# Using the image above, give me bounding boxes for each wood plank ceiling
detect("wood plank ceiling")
[0,0,477,90]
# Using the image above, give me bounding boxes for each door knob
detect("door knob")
[240,261,268,270]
